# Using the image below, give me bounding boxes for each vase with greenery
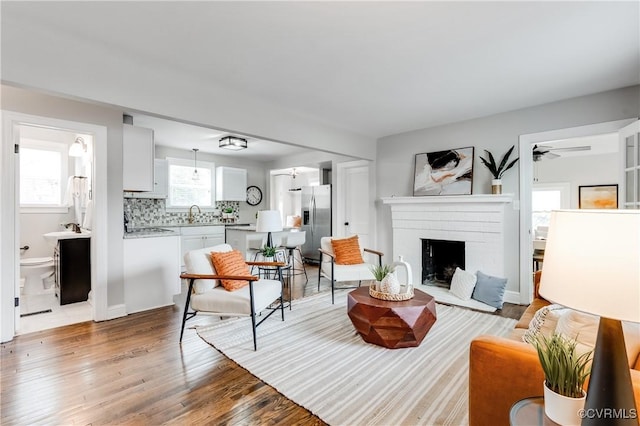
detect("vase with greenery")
[370,264,400,294]
[479,145,519,194]
[533,332,592,425]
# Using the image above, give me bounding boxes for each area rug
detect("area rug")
[196,290,516,425]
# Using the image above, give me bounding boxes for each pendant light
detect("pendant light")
[192,148,200,181]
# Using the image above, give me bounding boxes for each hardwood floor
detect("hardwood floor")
[1,264,525,425]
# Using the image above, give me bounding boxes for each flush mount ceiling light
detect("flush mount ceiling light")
[219,136,248,151]
[69,137,86,157]
[192,148,200,181]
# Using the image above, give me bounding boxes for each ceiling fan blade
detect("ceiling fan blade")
[547,146,591,152]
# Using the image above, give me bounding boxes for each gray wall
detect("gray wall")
[376,85,639,294]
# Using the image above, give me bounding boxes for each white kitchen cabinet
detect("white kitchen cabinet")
[179,226,225,270]
[124,159,168,198]
[123,123,154,192]
[123,235,180,314]
[216,166,247,201]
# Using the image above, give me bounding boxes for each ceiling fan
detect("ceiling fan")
[273,168,299,178]
[532,144,591,161]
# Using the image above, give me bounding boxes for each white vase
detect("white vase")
[543,382,586,426]
[491,179,502,194]
[380,272,401,294]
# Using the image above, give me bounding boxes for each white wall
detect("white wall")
[535,153,620,209]
[376,86,639,296]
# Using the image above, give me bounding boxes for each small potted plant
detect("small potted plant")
[479,145,519,194]
[533,332,592,425]
[370,264,399,294]
[222,207,234,220]
[260,245,277,260]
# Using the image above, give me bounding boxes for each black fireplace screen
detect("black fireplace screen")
[422,239,465,286]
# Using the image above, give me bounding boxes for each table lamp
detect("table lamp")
[256,210,283,248]
[539,210,639,425]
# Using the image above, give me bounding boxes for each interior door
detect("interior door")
[343,165,370,249]
[620,120,640,209]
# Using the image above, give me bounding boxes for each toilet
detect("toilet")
[20,257,54,295]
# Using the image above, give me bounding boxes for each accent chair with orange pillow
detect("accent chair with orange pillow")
[318,235,384,304]
[180,243,285,350]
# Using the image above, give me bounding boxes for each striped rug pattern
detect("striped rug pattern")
[197,290,516,425]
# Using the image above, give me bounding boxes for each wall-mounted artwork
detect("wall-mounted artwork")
[413,147,474,196]
[579,184,618,209]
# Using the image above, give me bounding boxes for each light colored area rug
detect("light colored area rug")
[196,290,516,425]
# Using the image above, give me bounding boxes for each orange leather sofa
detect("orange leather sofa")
[469,273,640,426]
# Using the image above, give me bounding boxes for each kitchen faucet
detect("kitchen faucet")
[188,205,201,224]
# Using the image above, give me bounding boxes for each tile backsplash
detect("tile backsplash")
[124,198,239,227]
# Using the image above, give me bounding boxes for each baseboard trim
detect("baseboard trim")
[503,290,523,305]
[107,304,127,320]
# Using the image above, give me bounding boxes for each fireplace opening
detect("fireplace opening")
[422,239,465,288]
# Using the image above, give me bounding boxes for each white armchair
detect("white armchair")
[318,236,384,304]
[179,243,285,350]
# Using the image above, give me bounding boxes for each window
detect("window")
[20,139,69,212]
[532,183,570,233]
[166,157,215,211]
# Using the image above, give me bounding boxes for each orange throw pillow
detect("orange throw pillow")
[210,250,251,291]
[331,235,364,265]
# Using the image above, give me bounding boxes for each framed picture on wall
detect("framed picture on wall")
[578,184,618,209]
[413,147,474,196]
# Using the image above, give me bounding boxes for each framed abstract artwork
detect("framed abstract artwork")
[578,184,618,209]
[413,147,474,196]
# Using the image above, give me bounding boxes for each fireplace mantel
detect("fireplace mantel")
[381,194,513,205]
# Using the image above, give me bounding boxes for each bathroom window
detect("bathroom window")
[20,139,69,213]
[166,157,216,211]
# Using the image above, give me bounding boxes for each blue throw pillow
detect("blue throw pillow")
[472,270,508,309]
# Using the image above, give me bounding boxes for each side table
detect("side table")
[510,397,559,426]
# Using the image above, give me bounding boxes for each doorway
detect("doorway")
[518,118,636,304]
[1,111,108,342]
[336,160,372,248]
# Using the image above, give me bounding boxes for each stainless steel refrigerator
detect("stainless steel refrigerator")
[300,185,331,263]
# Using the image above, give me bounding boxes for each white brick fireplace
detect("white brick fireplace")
[381,195,516,301]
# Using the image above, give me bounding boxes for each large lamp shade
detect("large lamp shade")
[539,210,640,322]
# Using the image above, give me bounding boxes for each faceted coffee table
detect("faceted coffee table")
[347,286,437,349]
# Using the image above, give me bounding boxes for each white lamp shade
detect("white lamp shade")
[256,210,283,233]
[539,210,640,323]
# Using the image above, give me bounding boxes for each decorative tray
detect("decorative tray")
[369,285,414,301]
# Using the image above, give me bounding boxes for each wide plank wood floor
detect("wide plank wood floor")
[1,264,525,425]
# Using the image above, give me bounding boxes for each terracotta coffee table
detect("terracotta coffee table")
[347,286,437,349]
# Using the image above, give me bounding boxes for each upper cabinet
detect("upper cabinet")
[123,124,154,192]
[216,166,247,201]
[124,159,167,199]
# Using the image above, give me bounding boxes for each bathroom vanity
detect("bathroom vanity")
[54,237,91,305]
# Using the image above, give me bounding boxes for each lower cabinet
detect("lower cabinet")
[179,226,225,270]
[123,235,180,314]
[54,238,91,305]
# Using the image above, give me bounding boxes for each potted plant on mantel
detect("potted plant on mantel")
[479,145,519,194]
[533,332,592,425]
